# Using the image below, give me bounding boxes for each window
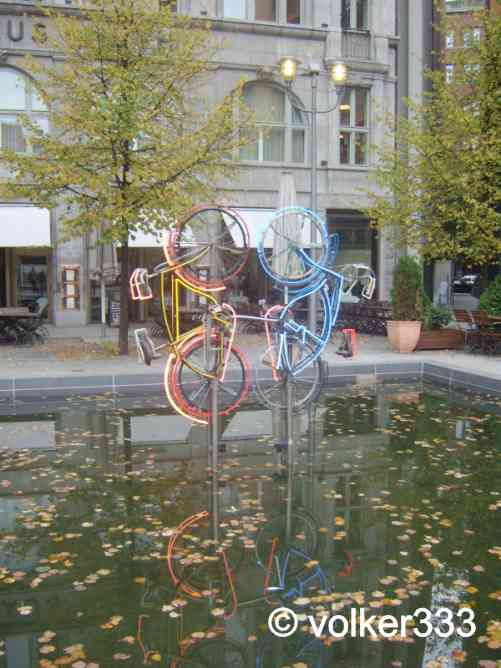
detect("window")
[445,63,454,83]
[339,88,368,166]
[221,0,283,22]
[464,63,480,76]
[462,28,481,47]
[446,31,454,48]
[327,211,376,273]
[17,256,48,307]
[255,0,276,21]
[240,84,306,163]
[286,0,300,24]
[341,0,368,30]
[222,0,246,18]
[0,68,48,154]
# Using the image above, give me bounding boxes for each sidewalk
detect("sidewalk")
[0,329,500,382]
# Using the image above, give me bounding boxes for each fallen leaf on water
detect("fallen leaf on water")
[39,645,56,654]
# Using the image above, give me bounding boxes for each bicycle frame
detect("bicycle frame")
[263,235,344,376]
[265,545,331,600]
[130,232,234,381]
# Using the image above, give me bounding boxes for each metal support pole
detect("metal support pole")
[285,374,294,544]
[100,276,107,339]
[306,402,316,517]
[207,216,220,542]
[308,72,319,333]
[211,399,219,544]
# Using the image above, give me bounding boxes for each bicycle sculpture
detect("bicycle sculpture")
[130,206,252,424]
[130,205,375,422]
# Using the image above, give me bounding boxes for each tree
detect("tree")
[0,0,254,354]
[364,8,501,268]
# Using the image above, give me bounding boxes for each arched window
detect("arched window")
[0,68,48,153]
[240,83,306,163]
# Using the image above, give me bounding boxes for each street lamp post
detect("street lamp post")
[279,58,348,332]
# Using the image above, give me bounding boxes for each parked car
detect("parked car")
[453,274,479,293]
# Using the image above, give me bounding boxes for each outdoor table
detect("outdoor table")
[0,307,32,316]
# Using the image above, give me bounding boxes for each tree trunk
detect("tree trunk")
[119,239,129,355]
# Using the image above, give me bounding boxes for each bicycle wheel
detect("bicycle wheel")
[168,335,251,422]
[257,207,329,286]
[169,206,250,289]
[256,509,319,577]
[169,515,245,602]
[254,341,323,410]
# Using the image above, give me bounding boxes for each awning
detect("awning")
[234,208,275,248]
[126,209,276,248]
[0,206,51,247]
[128,229,163,248]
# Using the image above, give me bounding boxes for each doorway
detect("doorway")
[16,253,50,315]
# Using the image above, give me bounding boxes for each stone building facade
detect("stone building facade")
[0,0,431,326]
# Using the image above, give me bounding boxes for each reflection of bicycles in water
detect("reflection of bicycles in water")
[167,511,243,618]
[255,508,319,581]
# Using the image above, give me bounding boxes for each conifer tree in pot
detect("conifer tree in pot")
[387,257,424,353]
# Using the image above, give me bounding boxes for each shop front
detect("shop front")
[0,206,52,317]
[326,209,378,292]
[229,208,276,308]
[87,230,166,327]
[119,212,278,327]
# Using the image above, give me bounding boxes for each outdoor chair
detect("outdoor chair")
[472,309,501,355]
[453,309,501,355]
[452,309,481,351]
[16,299,50,344]
[14,317,48,344]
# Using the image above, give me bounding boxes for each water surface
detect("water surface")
[0,382,500,668]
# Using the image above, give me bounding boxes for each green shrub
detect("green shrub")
[479,275,501,315]
[424,305,454,330]
[391,256,425,321]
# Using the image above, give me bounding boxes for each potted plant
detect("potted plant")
[386,256,424,353]
[415,305,463,350]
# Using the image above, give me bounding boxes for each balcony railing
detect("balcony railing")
[342,30,371,60]
[445,0,486,12]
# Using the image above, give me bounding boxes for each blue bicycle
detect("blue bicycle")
[255,207,344,409]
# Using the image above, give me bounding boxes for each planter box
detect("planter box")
[415,328,464,351]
